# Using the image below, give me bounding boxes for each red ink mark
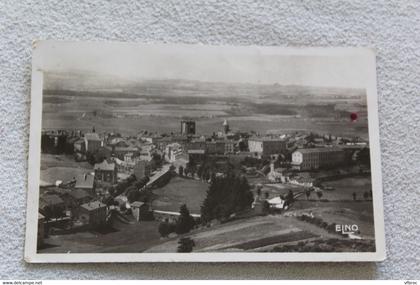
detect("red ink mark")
[350,112,358,121]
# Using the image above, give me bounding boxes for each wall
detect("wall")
[0,0,419,279]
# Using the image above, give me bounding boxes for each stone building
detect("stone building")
[94,160,117,184]
[291,147,345,170]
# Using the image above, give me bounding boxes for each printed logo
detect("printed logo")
[335,224,359,235]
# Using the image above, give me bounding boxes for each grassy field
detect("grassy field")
[39,220,162,253]
[151,176,209,214]
[321,176,372,201]
[146,198,375,253]
[290,200,375,237]
[40,154,93,185]
[260,183,305,199]
[256,175,372,202]
[42,111,369,138]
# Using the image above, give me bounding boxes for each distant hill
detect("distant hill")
[44,71,366,104]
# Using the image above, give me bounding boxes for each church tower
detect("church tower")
[223,119,230,134]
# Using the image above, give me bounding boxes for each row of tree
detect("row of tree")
[179,159,237,182]
[107,174,150,203]
[41,133,74,155]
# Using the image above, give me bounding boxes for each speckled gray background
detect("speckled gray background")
[0,0,419,280]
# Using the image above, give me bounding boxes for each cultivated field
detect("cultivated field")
[41,80,369,139]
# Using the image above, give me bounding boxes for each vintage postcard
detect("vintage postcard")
[25,41,385,262]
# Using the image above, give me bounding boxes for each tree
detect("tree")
[158,220,171,237]
[235,176,254,211]
[363,191,369,200]
[185,161,197,177]
[257,187,262,198]
[169,165,176,173]
[262,200,270,214]
[175,204,195,234]
[56,134,67,154]
[135,176,150,189]
[150,153,162,169]
[41,133,53,153]
[126,188,139,203]
[286,190,294,203]
[86,151,96,165]
[357,148,371,168]
[238,140,248,152]
[316,191,323,200]
[307,132,316,143]
[177,237,195,252]
[201,175,254,223]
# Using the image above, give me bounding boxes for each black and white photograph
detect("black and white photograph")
[25,42,385,262]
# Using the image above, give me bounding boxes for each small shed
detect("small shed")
[79,201,107,227]
[267,196,286,210]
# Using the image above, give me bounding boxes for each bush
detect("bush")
[158,221,171,237]
[175,204,195,234]
[177,237,195,252]
[312,217,323,226]
[326,223,336,233]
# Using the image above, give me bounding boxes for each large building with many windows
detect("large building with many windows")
[248,137,287,158]
[291,147,345,170]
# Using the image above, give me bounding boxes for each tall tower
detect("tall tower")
[223,119,230,134]
[181,120,196,135]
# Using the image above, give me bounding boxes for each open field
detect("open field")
[257,175,372,202]
[39,220,162,253]
[41,154,91,170]
[288,201,375,237]
[151,176,209,215]
[41,167,92,185]
[321,176,372,201]
[40,154,93,185]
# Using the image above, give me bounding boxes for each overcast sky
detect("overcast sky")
[34,41,375,89]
